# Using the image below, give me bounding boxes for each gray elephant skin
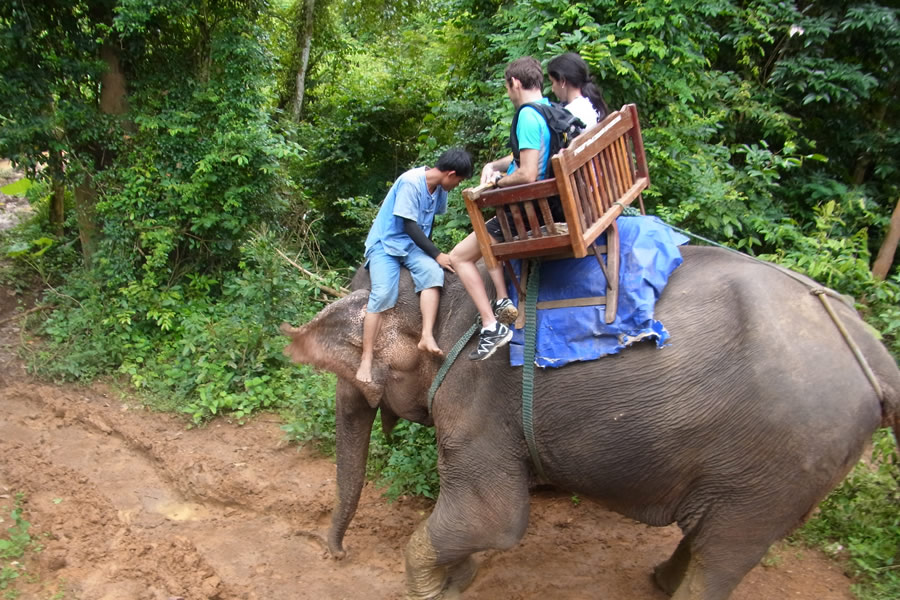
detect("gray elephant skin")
[281,245,900,600]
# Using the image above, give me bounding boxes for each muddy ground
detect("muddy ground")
[0,172,856,599]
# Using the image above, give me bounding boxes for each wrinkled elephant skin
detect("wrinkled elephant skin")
[282,246,900,600]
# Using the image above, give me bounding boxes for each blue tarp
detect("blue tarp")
[506,215,689,367]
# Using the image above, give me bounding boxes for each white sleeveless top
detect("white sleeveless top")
[564,96,599,127]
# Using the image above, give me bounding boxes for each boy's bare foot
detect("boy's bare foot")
[356,359,373,383]
[417,336,444,357]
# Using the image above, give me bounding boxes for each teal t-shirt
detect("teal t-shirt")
[508,98,552,180]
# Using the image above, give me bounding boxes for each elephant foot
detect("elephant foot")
[406,522,450,600]
[294,529,345,559]
[653,561,679,596]
[325,532,346,560]
[446,556,478,593]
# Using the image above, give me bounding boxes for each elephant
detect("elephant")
[281,244,900,600]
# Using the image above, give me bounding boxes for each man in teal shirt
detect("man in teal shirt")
[450,56,552,361]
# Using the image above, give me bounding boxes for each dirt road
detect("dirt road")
[0,289,856,599]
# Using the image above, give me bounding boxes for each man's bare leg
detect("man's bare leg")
[417,287,443,356]
[450,233,503,327]
[356,310,383,383]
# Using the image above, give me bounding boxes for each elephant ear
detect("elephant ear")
[280,289,414,409]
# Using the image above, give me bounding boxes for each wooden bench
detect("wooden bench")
[462,103,649,323]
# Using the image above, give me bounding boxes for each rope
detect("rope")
[812,289,884,402]
[427,322,480,416]
[522,261,548,482]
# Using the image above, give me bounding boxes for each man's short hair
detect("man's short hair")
[435,147,473,179]
[505,56,544,91]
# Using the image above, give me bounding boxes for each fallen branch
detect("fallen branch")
[0,305,50,327]
[275,248,349,298]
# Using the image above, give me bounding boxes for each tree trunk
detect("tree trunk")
[75,175,99,265]
[291,0,315,122]
[872,198,900,280]
[75,43,128,266]
[99,43,127,117]
[48,151,65,236]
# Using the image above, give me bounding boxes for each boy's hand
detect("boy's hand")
[436,252,454,273]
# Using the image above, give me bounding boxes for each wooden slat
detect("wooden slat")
[491,235,573,260]
[586,158,604,219]
[537,296,608,310]
[573,168,593,228]
[552,153,587,259]
[617,137,634,189]
[538,199,557,234]
[600,146,618,201]
[604,220,620,324]
[509,204,528,240]
[590,155,610,212]
[523,200,542,237]
[497,208,513,242]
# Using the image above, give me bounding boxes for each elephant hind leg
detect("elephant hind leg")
[667,530,775,600]
[654,532,694,595]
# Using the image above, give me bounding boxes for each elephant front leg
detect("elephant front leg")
[405,520,450,599]
[405,521,478,600]
[327,379,377,558]
[405,455,530,599]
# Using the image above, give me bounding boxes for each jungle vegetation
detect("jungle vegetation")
[1,1,898,597]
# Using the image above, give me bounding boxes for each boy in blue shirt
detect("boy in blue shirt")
[450,57,552,361]
[356,148,473,383]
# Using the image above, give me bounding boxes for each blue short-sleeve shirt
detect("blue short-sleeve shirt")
[364,166,448,258]
[507,98,552,180]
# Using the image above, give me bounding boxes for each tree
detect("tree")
[0,0,120,263]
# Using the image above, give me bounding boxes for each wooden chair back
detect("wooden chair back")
[462,104,649,271]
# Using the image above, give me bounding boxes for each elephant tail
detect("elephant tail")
[878,369,900,452]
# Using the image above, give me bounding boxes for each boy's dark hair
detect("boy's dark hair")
[504,56,544,91]
[547,52,610,120]
[435,147,473,179]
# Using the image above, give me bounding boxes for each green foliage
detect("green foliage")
[798,429,900,600]
[0,180,31,197]
[0,493,34,598]
[279,367,338,453]
[27,228,332,422]
[369,420,439,500]
[1,180,82,294]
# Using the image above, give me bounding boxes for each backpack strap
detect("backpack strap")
[509,102,548,168]
[510,102,585,168]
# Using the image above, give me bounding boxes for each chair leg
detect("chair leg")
[604,221,620,324]
[514,260,529,330]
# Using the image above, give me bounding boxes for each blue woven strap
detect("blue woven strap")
[427,322,480,416]
[522,261,547,481]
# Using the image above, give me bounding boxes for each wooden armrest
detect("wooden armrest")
[472,179,559,208]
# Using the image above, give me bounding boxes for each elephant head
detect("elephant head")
[281,283,441,421]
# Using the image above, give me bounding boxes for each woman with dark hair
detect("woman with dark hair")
[547,52,609,126]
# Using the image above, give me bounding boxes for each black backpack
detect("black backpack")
[510,101,586,170]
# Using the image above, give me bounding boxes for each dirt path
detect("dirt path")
[0,179,856,599]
